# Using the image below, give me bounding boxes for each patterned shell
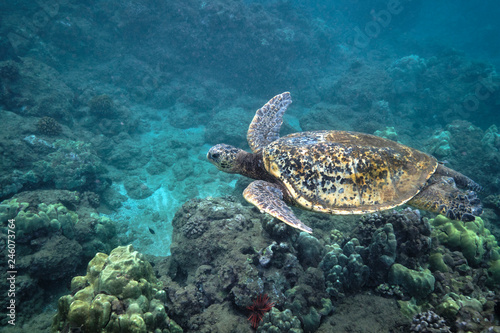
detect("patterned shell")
[262,130,438,214]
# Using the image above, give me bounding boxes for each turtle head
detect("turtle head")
[207,144,242,174]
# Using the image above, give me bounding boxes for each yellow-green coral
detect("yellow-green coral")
[430,215,500,267]
[0,199,78,238]
[52,245,182,333]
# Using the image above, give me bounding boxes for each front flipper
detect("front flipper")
[247,92,292,153]
[243,180,313,233]
[408,176,482,222]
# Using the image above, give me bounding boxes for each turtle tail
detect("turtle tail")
[408,176,482,222]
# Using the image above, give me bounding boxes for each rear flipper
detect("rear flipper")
[243,180,313,233]
[408,176,482,222]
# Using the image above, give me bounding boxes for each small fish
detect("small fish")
[148,227,156,234]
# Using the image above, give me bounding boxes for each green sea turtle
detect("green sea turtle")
[207,92,482,233]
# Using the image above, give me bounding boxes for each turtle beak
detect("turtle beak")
[206,149,218,163]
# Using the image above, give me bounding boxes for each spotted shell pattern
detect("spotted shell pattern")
[262,130,438,214]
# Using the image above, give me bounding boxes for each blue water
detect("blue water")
[0,0,499,331]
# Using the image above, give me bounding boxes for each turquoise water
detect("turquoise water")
[0,0,499,332]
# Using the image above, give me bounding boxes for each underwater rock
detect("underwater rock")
[388,54,427,94]
[0,58,74,121]
[355,209,432,271]
[299,103,355,132]
[88,94,117,118]
[104,136,152,170]
[482,125,500,151]
[36,116,63,136]
[160,196,299,329]
[389,209,432,270]
[0,191,121,327]
[204,107,254,148]
[283,266,329,327]
[0,190,119,254]
[124,177,155,200]
[323,293,409,332]
[23,234,83,281]
[52,245,182,333]
[167,102,209,129]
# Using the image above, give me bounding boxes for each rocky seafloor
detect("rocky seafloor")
[1,194,500,332]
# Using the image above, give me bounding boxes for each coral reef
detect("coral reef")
[156,196,339,331]
[388,264,435,299]
[388,54,427,94]
[424,130,451,158]
[0,198,78,240]
[319,239,370,299]
[52,245,182,333]
[204,106,254,147]
[374,126,398,141]
[430,215,499,267]
[0,190,120,327]
[0,60,20,81]
[257,307,303,333]
[88,94,116,117]
[36,116,62,136]
[33,139,107,191]
[410,310,451,332]
[0,58,74,121]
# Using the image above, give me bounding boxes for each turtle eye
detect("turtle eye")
[211,153,220,159]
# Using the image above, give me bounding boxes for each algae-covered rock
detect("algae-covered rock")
[388,263,435,299]
[52,245,182,333]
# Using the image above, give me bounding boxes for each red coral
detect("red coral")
[247,294,275,329]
